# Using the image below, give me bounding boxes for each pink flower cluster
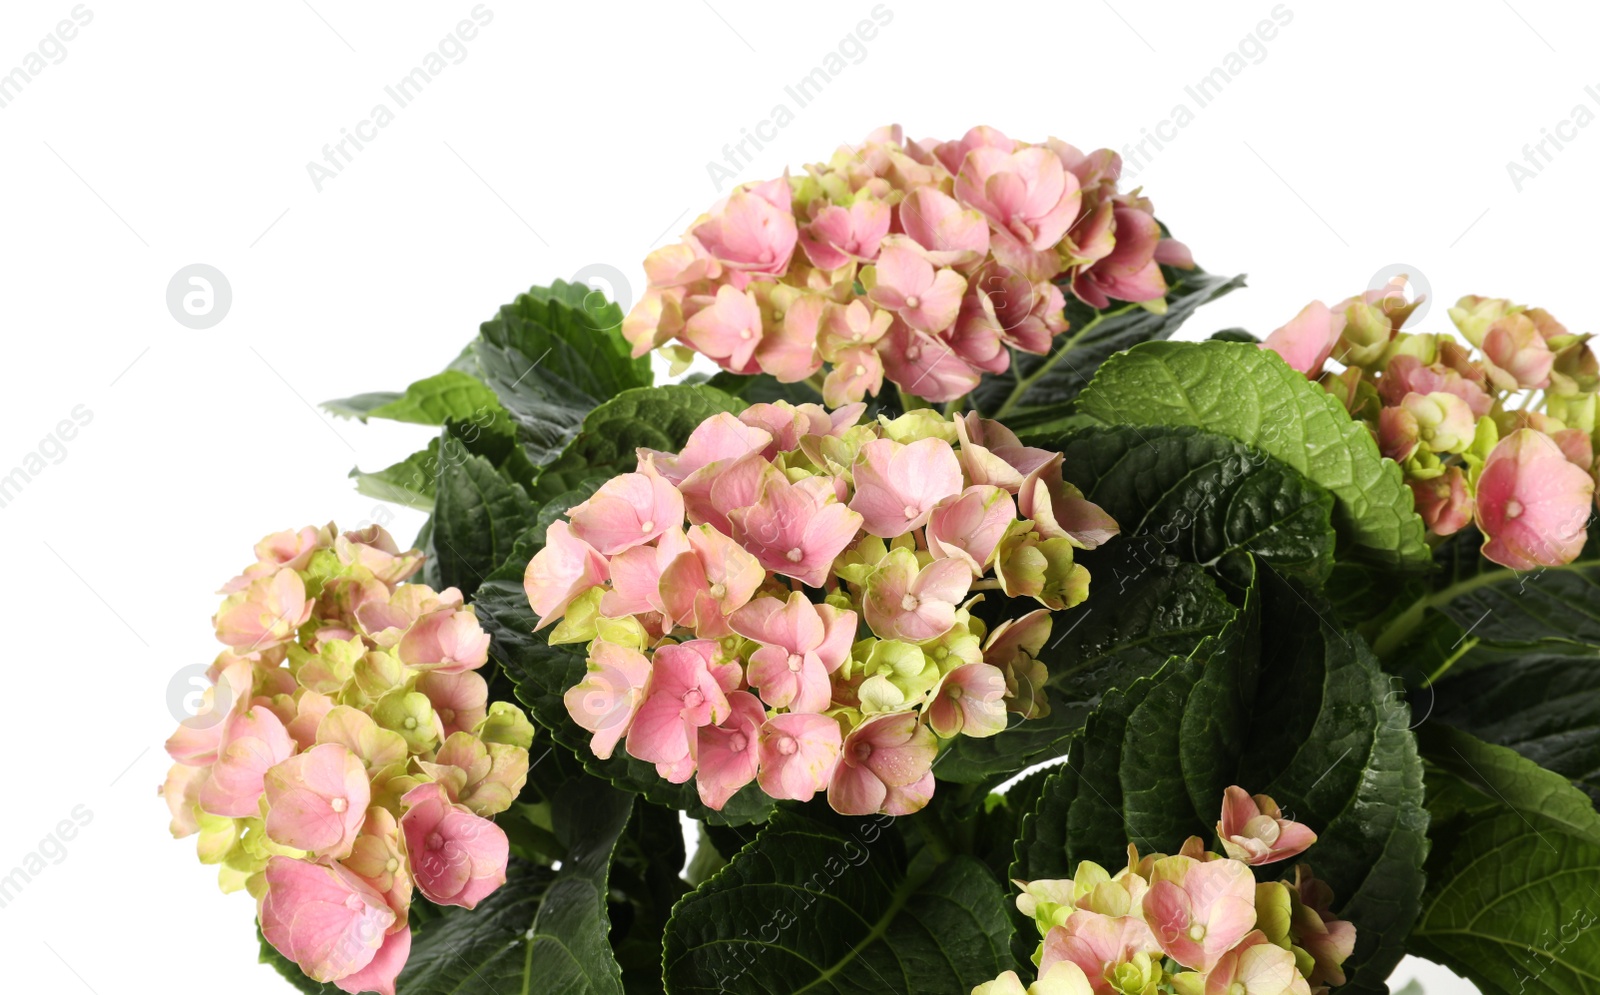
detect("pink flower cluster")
[524,401,1119,814]
[1261,282,1598,570]
[160,524,536,995]
[979,787,1353,995]
[623,125,1193,404]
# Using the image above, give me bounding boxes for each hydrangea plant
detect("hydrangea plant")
[163,126,1600,995]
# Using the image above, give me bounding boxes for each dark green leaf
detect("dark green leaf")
[1046,425,1338,586]
[662,810,1011,994]
[430,436,534,596]
[470,281,652,466]
[974,268,1247,426]
[1411,725,1600,995]
[705,370,823,405]
[1432,651,1600,804]
[327,370,506,427]
[350,439,441,512]
[934,543,1237,783]
[1077,340,1430,568]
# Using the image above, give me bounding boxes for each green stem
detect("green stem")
[805,370,828,396]
[991,311,1114,421]
[1423,636,1479,688]
[944,392,970,417]
[1371,557,1600,659]
[897,385,931,411]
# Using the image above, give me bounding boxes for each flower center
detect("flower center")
[775,734,798,756]
[785,546,805,563]
[739,327,754,340]
[729,732,749,753]
[1187,924,1206,942]
[1505,499,1523,519]
[683,688,705,709]
[854,364,867,376]
[403,716,418,730]
[901,594,921,612]
[905,345,921,360]
[787,652,804,673]
[440,708,455,723]
[385,858,399,874]
[640,519,655,533]
[905,295,921,308]
[853,742,873,761]
[329,797,348,814]
[902,504,920,519]
[345,894,366,911]
[709,582,727,600]
[946,684,964,699]
[427,832,445,852]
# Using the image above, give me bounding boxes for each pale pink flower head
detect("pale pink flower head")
[731,592,856,713]
[397,607,490,675]
[1409,465,1474,537]
[1216,786,1317,865]
[264,742,371,859]
[757,712,842,802]
[866,237,967,334]
[695,691,766,811]
[642,411,772,487]
[1475,429,1594,570]
[1140,855,1257,971]
[658,524,765,637]
[863,548,973,642]
[898,187,991,268]
[1038,909,1161,995]
[1260,301,1344,377]
[1019,455,1120,548]
[799,196,890,270]
[626,640,730,777]
[693,176,798,275]
[927,662,1008,738]
[1482,312,1555,390]
[259,856,396,986]
[682,283,764,373]
[399,782,509,909]
[565,639,652,760]
[214,567,315,652]
[567,462,684,556]
[1201,930,1312,995]
[878,320,983,403]
[728,473,863,588]
[828,711,939,816]
[1070,205,1168,308]
[928,485,1017,574]
[199,705,296,817]
[849,437,965,538]
[955,146,1082,262]
[524,521,608,629]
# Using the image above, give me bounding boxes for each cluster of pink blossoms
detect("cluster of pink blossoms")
[160,524,535,995]
[1261,282,1597,569]
[524,400,1119,814]
[623,124,1193,404]
[978,787,1354,995]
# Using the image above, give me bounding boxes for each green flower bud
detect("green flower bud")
[289,634,364,696]
[1255,881,1294,947]
[857,639,939,713]
[1448,295,1520,347]
[549,586,604,646]
[372,689,441,754]
[476,700,536,750]
[351,648,408,702]
[879,408,957,444]
[1334,302,1391,368]
[1548,392,1599,436]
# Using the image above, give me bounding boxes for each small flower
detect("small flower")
[214,567,315,651]
[1259,301,1343,377]
[397,606,490,675]
[1140,854,1257,972]
[199,706,297,818]
[567,462,685,556]
[691,175,799,276]
[728,472,863,588]
[928,485,1017,575]
[1189,930,1311,995]
[757,712,842,802]
[1216,786,1317,865]
[695,691,766,811]
[956,146,1082,275]
[850,437,965,538]
[566,640,651,758]
[799,196,891,270]
[828,711,938,816]
[523,521,609,629]
[399,782,509,910]
[1038,909,1162,995]
[658,524,766,637]
[898,187,990,268]
[258,856,396,985]
[865,237,967,334]
[731,592,856,713]
[926,662,1008,738]
[263,743,370,859]
[1018,455,1120,548]
[1481,312,1554,390]
[626,641,731,778]
[1475,429,1593,569]
[862,547,973,642]
[973,962,1096,995]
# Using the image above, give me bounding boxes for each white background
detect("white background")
[3,0,1592,991]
